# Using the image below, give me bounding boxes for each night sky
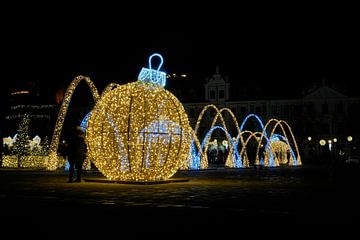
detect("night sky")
[1,6,359,98]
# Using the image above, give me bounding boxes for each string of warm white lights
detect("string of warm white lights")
[11,104,55,110]
[255,119,301,166]
[5,114,52,120]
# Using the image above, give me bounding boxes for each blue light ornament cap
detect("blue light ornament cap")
[138,53,167,87]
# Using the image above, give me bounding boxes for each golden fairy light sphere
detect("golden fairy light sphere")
[86,81,191,181]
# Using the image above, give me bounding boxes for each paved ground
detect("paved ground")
[0,164,359,232]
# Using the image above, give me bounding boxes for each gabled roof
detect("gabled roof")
[303,85,348,100]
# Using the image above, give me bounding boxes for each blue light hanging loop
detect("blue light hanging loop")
[149,53,163,72]
[138,53,167,87]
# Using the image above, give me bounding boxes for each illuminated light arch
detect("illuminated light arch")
[46,75,100,170]
[196,106,241,168]
[211,108,241,136]
[193,105,232,167]
[206,122,234,167]
[270,120,301,166]
[237,114,266,150]
[230,114,270,167]
[264,134,297,166]
[237,114,267,150]
[256,119,301,166]
[234,130,255,167]
[201,125,240,168]
[191,108,301,169]
[194,104,223,135]
[240,114,265,132]
[238,131,274,167]
[191,105,301,169]
[208,108,242,168]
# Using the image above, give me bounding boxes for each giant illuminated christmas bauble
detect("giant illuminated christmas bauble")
[86,80,191,181]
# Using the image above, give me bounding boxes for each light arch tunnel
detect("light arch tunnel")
[182,107,302,170]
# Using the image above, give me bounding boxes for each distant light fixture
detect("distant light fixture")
[181,74,187,78]
[328,140,332,144]
[333,138,337,143]
[307,136,312,141]
[347,136,353,142]
[319,139,326,146]
[11,90,30,95]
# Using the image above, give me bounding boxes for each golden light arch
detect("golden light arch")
[207,108,241,167]
[193,105,229,164]
[194,104,222,135]
[255,119,301,166]
[46,75,100,170]
[220,114,268,168]
[193,105,241,168]
[235,131,266,167]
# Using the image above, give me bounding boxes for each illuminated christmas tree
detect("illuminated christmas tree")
[12,114,30,167]
[40,136,50,155]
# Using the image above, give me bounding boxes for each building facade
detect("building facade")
[179,71,360,164]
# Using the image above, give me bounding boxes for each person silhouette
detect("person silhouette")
[67,125,87,183]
